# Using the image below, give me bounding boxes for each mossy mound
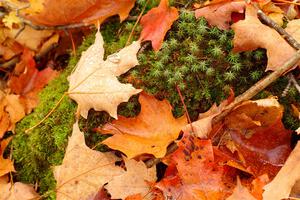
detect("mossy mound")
[11,6,300,200]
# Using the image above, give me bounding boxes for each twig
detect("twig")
[213,49,300,124]
[289,73,300,94]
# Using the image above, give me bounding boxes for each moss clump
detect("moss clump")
[12,33,99,198]
[131,11,267,119]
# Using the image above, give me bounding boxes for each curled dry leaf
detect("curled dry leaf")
[68,30,142,119]
[98,92,187,158]
[105,158,156,200]
[195,1,245,30]
[232,5,298,71]
[0,175,40,200]
[22,0,136,26]
[263,142,300,200]
[140,0,179,51]
[0,137,15,177]
[223,98,292,177]
[54,122,123,200]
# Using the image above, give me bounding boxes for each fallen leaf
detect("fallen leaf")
[156,136,231,200]
[195,1,245,30]
[224,98,292,177]
[22,0,136,26]
[93,187,111,200]
[140,0,179,51]
[0,175,40,200]
[232,5,298,71]
[286,19,300,43]
[3,11,21,29]
[0,137,15,177]
[226,177,256,200]
[105,158,156,200]
[98,92,187,158]
[68,30,142,119]
[263,142,300,200]
[261,2,284,26]
[54,122,123,200]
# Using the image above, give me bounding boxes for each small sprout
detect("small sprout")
[244,51,253,58]
[208,39,217,47]
[138,54,147,64]
[169,38,178,49]
[180,10,195,22]
[161,42,169,50]
[206,67,215,76]
[190,42,199,54]
[254,50,265,60]
[167,77,176,86]
[250,71,261,80]
[195,35,203,42]
[210,45,223,58]
[197,17,208,26]
[153,61,164,69]
[160,55,169,63]
[231,62,243,72]
[191,64,200,72]
[196,23,208,35]
[150,68,161,77]
[224,71,236,81]
[177,82,186,90]
[174,71,183,81]
[209,27,221,37]
[199,61,208,72]
[177,29,185,38]
[163,69,171,77]
[126,102,135,111]
[178,21,189,31]
[219,33,228,44]
[130,69,139,78]
[185,54,197,63]
[180,65,189,74]
[227,52,240,64]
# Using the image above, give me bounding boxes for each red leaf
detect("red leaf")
[140,0,179,51]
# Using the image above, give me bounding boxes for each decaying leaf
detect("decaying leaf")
[156,136,230,200]
[232,5,298,71]
[223,98,292,177]
[195,1,245,30]
[0,137,15,177]
[98,92,187,158]
[105,158,156,200]
[54,122,123,200]
[140,0,179,51]
[68,30,142,119]
[0,175,40,200]
[263,142,300,200]
[22,0,136,26]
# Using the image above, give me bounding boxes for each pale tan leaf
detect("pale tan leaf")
[68,31,142,119]
[263,142,300,200]
[105,158,156,200]
[54,122,123,200]
[226,178,256,200]
[0,176,40,200]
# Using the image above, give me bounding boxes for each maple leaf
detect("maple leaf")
[97,92,187,158]
[0,137,15,177]
[263,142,300,200]
[8,49,58,113]
[226,178,256,200]
[140,0,179,51]
[223,98,292,177]
[156,136,230,200]
[21,0,136,26]
[68,30,142,119]
[105,158,156,200]
[3,11,21,29]
[0,175,40,200]
[232,5,298,71]
[54,122,123,200]
[195,1,245,30]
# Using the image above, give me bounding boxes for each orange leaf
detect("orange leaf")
[98,92,187,158]
[224,98,292,177]
[22,0,136,26]
[156,136,232,200]
[0,137,15,177]
[140,0,179,51]
[195,1,245,30]
[232,5,298,71]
